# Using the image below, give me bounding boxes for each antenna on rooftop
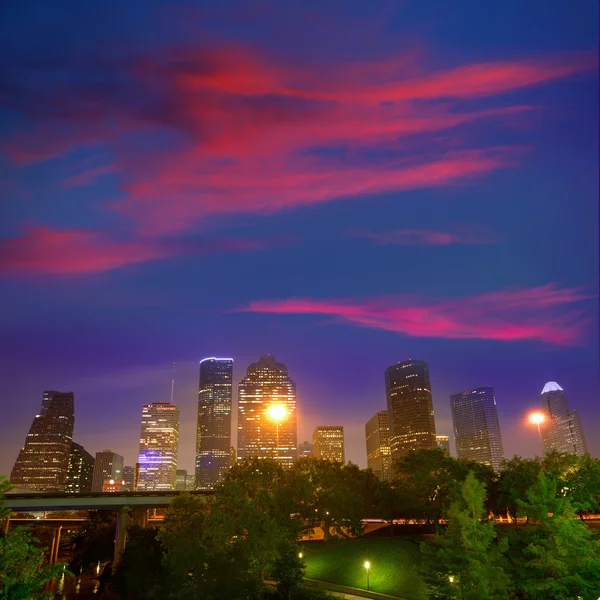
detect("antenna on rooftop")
[170,362,176,404]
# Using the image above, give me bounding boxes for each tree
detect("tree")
[0,476,66,600]
[420,472,512,600]
[496,455,540,519]
[70,510,116,572]
[511,472,600,599]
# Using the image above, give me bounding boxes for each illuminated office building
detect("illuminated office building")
[451,387,504,471]
[365,411,392,481]
[436,435,451,454]
[137,402,180,490]
[102,478,127,492]
[313,426,345,463]
[541,382,587,456]
[66,442,94,494]
[237,354,297,468]
[385,360,436,459]
[195,358,233,490]
[298,441,313,458]
[91,450,124,492]
[10,391,75,492]
[122,465,136,491]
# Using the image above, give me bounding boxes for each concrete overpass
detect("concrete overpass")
[2,490,213,568]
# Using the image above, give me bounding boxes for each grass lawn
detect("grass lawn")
[302,537,427,600]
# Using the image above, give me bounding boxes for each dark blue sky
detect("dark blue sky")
[1,0,598,474]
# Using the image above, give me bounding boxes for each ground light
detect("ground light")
[298,552,303,559]
[364,561,371,591]
[528,412,546,455]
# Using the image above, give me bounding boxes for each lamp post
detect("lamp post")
[267,404,287,460]
[528,412,546,456]
[364,561,371,591]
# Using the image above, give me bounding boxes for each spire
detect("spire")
[170,362,176,404]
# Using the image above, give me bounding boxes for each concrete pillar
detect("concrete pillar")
[2,514,10,535]
[49,532,56,565]
[52,526,63,564]
[112,506,129,570]
[131,507,148,528]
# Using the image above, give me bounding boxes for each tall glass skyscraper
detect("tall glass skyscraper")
[385,360,436,459]
[450,387,504,471]
[137,402,180,490]
[11,391,75,492]
[237,354,297,468]
[365,411,393,481]
[540,382,587,456]
[66,442,95,494]
[195,358,233,490]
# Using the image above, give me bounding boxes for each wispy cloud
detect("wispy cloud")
[240,284,593,345]
[353,226,500,246]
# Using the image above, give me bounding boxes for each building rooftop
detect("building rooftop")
[542,381,563,394]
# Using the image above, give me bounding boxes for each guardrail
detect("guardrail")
[303,577,406,600]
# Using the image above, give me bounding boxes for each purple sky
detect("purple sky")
[1,0,598,475]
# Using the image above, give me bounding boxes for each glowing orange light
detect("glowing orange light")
[528,412,545,425]
[268,405,287,421]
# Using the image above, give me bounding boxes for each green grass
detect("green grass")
[302,537,427,600]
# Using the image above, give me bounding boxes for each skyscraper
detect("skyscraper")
[540,382,587,456]
[297,441,313,458]
[237,354,297,468]
[436,435,451,454]
[451,387,504,471]
[122,465,136,491]
[313,426,345,463]
[66,442,95,494]
[365,411,393,481]
[385,360,436,459]
[195,358,233,490]
[91,450,124,492]
[137,402,180,490]
[11,391,75,492]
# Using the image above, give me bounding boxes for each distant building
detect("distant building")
[175,469,195,491]
[138,402,180,491]
[451,387,504,471]
[102,478,127,493]
[66,442,95,494]
[92,450,124,492]
[541,382,587,456]
[122,465,136,491]
[196,358,233,490]
[11,391,75,492]
[237,355,297,468]
[385,360,436,459]
[229,447,237,468]
[436,435,451,454]
[365,411,393,481]
[313,426,345,463]
[297,441,313,458]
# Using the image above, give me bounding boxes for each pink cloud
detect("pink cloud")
[355,226,500,245]
[240,284,593,345]
[0,226,285,275]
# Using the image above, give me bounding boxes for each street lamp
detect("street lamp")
[364,561,371,590]
[528,412,546,456]
[267,404,287,460]
[298,552,303,560]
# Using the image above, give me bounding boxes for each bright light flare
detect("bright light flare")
[267,404,287,421]
[529,412,545,425]
[364,561,371,570]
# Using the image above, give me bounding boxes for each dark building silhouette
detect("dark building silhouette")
[66,442,94,493]
[195,358,233,489]
[385,360,436,459]
[91,449,124,492]
[451,387,504,471]
[11,391,75,492]
[238,354,297,468]
[541,382,587,456]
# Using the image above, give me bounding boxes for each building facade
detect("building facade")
[436,435,451,454]
[313,426,345,463]
[451,387,504,471]
[365,411,393,481]
[11,391,75,492]
[541,382,587,456]
[385,360,436,459]
[175,469,195,491]
[91,450,124,492]
[297,441,313,458]
[195,358,233,490]
[138,402,180,491]
[66,442,95,494]
[102,478,127,492]
[237,354,297,468]
[122,465,137,491]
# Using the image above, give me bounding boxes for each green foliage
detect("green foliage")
[0,527,66,600]
[510,472,600,599]
[112,526,166,599]
[420,472,511,600]
[0,477,12,521]
[271,540,305,598]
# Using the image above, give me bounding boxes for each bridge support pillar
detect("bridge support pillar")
[113,506,129,571]
[3,514,10,535]
[50,526,63,564]
[131,507,148,528]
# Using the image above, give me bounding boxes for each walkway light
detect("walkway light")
[364,561,371,590]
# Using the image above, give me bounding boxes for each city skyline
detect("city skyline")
[0,1,598,478]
